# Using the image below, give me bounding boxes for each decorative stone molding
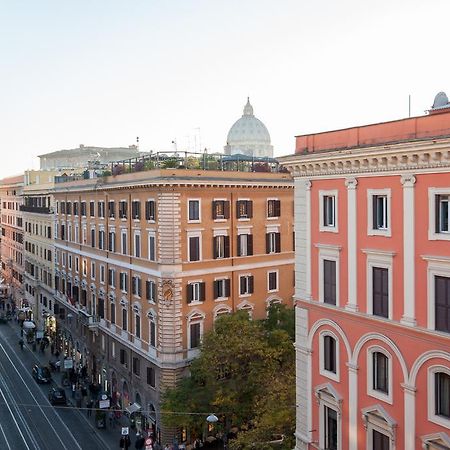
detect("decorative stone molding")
[400,174,416,187]
[345,177,358,189]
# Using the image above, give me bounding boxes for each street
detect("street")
[0,321,112,450]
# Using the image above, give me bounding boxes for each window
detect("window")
[122,308,128,331]
[188,200,200,221]
[66,202,72,215]
[90,228,96,247]
[110,302,116,324]
[119,201,128,219]
[324,336,336,374]
[108,201,115,218]
[239,275,254,295]
[98,230,105,250]
[148,233,156,261]
[267,199,281,218]
[320,332,339,382]
[373,195,388,230]
[121,230,127,255]
[80,201,86,217]
[324,406,338,450]
[373,267,389,318]
[132,201,141,219]
[213,279,230,299]
[132,276,142,297]
[100,265,105,283]
[372,430,389,450]
[108,268,115,288]
[187,282,205,303]
[188,235,200,262]
[266,232,281,254]
[89,201,95,217]
[147,367,156,387]
[108,230,116,252]
[429,367,450,428]
[120,349,127,365]
[120,273,128,292]
[435,276,450,333]
[324,260,337,305]
[237,233,253,256]
[132,357,140,376]
[135,313,141,339]
[134,232,141,257]
[436,194,449,233]
[91,262,96,280]
[268,271,278,292]
[149,314,157,348]
[145,200,156,221]
[236,200,253,219]
[319,190,338,231]
[73,202,79,216]
[190,322,201,349]
[98,201,105,218]
[370,350,390,400]
[146,280,157,303]
[368,190,391,236]
[212,200,229,220]
[213,235,230,259]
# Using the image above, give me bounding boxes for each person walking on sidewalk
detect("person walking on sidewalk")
[120,435,131,450]
[86,398,94,417]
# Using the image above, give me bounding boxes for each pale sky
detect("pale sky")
[1,0,450,178]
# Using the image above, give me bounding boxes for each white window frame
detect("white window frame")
[237,228,251,256]
[148,310,157,349]
[98,201,105,219]
[421,432,450,449]
[319,330,340,382]
[368,189,392,237]
[147,279,156,304]
[364,249,394,320]
[68,254,72,270]
[429,188,450,241]
[239,274,252,297]
[319,190,338,232]
[187,311,205,351]
[317,244,341,307]
[90,261,96,280]
[188,199,201,223]
[315,384,342,450]
[134,231,141,258]
[267,269,279,293]
[428,365,450,429]
[424,256,450,331]
[362,405,396,450]
[213,198,228,222]
[146,198,156,222]
[214,277,229,300]
[121,229,127,255]
[267,197,280,219]
[188,280,203,304]
[187,230,202,262]
[148,231,156,261]
[100,265,105,284]
[367,345,393,404]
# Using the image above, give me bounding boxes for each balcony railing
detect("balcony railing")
[20,205,52,214]
[78,309,100,330]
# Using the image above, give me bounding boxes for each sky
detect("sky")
[1,0,450,178]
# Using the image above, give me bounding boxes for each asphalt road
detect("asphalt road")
[0,322,111,450]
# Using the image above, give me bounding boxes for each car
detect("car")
[32,365,51,384]
[48,387,67,406]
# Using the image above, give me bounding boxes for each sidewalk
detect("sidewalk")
[11,319,139,450]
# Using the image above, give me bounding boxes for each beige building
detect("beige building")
[52,166,294,443]
[22,170,59,332]
[0,175,24,305]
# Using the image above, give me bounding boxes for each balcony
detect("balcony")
[78,309,100,330]
[20,205,52,214]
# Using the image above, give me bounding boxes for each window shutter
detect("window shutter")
[200,282,206,302]
[236,201,241,218]
[436,194,441,233]
[152,282,156,302]
[323,197,327,226]
[138,279,142,297]
[373,195,378,229]
[224,201,230,219]
[213,280,219,299]
[275,200,281,217]
[225,279,231,297]
[240,277,245,294]
[146,281,150,300]
[237,235,241,257]
[145,201,150,220]
[224,236,230,258]
[213,236,218,259]
[248,276,254,293]
[212,201,217,220]
[266,233,270,253]
[275,233,281,253]
[247,201,253,218]
[187,284,193,303]
[247,234,253,256]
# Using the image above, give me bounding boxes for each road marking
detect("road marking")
[0,339,82,450]
[0,420,13,450]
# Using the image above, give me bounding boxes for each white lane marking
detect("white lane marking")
[0,383,32,450]
[0,420,13,450]
[0,340,82,450]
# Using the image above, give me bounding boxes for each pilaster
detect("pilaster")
[345,177,358,312]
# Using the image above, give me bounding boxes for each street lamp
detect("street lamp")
[206,414,218,424]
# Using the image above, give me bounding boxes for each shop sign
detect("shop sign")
[36,331,44,339]
[63,358,74,369]
[145,438,153,450]
[99,399,110,409]
[121,427,129,436]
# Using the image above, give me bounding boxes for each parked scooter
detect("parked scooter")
[49,360,61,372]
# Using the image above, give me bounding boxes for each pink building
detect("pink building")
[282,92,450,450]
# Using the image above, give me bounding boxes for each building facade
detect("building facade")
[52,168,294,442]
[0,175,24,305]
[282,94,450,450]
[22,170,58,332]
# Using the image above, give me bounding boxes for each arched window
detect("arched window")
[147,311,157,348]
[428,366,450,428]
[367,347,392,404]
[319,331,339,381]
[187,311,205,350]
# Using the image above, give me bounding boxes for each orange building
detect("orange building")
[282,92,450,450]
[52,166,294,442]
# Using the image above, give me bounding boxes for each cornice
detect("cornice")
[281,138,450,177]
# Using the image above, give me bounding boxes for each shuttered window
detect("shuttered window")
[212,200,230,219]
[373,267,389,318]
[213,235,230,259]
[237,234,253,256]
[189,236,200,262]
[213,279,230,299]
[435,275,450,333]
[236,200,253,219]
[239,275,254,295]
[323,335,336,373]
[373,352,389,394]
[190,323,201,349]
[266,232,281,254]
[323,260,336,305]
[187,282,205,303]
[267,199,281,218]
[373,430,390,450]
[145,200,156,221]
[435,372,450,418]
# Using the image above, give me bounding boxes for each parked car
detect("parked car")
[48,387,67,406]
[32,365,51,384]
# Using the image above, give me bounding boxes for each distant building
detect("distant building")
[38,144,141,170]
[224,98,274,158]
[282,91,450,450]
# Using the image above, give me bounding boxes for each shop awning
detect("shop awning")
[125,403,141,415]
[23,321,36,329]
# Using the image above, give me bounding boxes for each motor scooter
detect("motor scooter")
[49,360,61,372]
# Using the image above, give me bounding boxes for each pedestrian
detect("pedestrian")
[135,433,145,450]
[164,444,171,450]
[108,410,114,428]
[71,383,76,399]
[120,435,131,450]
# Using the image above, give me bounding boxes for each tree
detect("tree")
[161,310,295,449]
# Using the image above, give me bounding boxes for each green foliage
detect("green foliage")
[161,158,179,168]
[185,156,201,169]
[161,309,295,449]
